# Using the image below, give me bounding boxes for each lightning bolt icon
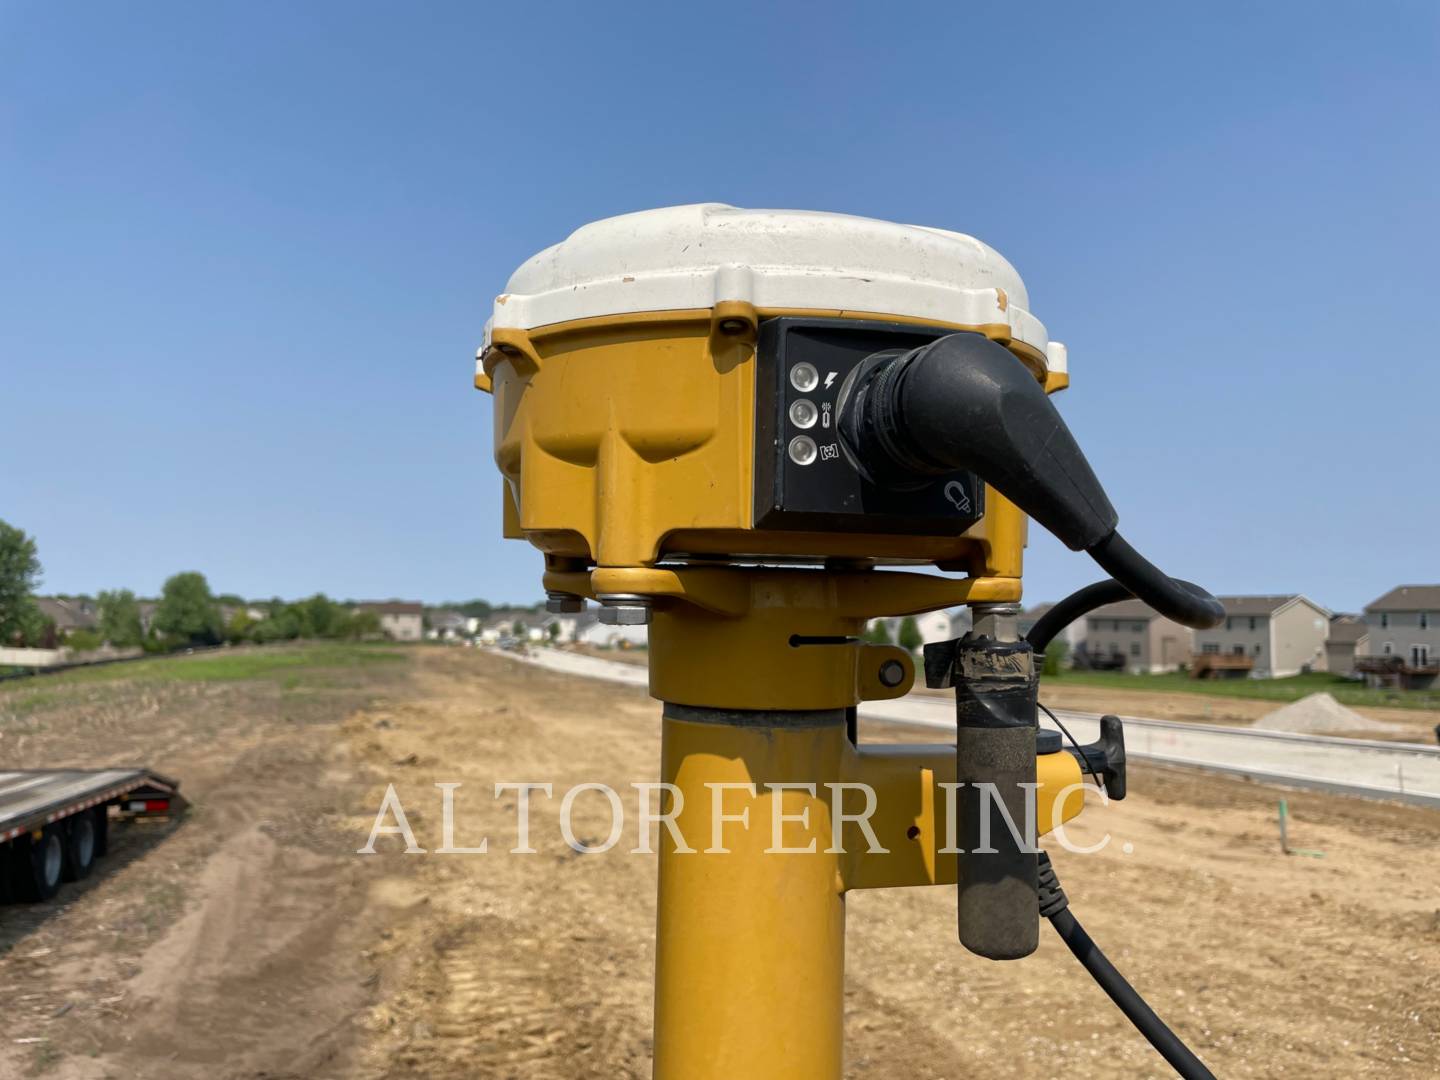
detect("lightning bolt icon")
[824,371,837,390]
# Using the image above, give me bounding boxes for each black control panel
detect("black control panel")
[753,317,984,534]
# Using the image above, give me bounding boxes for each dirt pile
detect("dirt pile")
[1254,691,1406,735]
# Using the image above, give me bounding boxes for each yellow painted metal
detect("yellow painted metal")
[654,713,848,1079]
[654,712,1086,1077]
[841,742,1084,891]
[543,563,1019,710]
[481,308,1040,578]
[477,299,1095,1077]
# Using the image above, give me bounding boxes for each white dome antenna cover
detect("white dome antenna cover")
[484,204,1061,371]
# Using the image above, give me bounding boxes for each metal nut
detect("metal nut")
[597,595,652,626]
[545,591,585,614]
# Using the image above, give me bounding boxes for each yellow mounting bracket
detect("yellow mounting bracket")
[543,563,1021,711]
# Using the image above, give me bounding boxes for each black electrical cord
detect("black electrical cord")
[838,332,1226,637]
[1025,579,1133,655]
[1037,700,1105,791]
[1086,532,1225,631]
[1038,853,1217,1080]
[1025,574,1220,658]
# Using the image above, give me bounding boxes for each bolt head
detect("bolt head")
[599,604,650,626]
[545,592,584,614]
[718,318,749,336]
[878,658,906,688]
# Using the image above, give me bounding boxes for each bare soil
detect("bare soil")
[1034,682,1435,742]
[2,647,1437,1078]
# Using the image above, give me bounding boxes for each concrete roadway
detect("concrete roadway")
[495,646,1440,807]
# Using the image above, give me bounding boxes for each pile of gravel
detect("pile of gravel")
[1253,691,1405,735]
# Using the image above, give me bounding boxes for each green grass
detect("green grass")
[1,642,405,697]
[1047,668,1440,712]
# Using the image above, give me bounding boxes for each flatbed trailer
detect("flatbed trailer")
[0,768,185,902]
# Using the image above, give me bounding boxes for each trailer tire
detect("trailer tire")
[63,813,97,882]
[14,826,65,902]
[93,805,110,858]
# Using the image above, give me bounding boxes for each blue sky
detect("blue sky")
[2,2,1436,611]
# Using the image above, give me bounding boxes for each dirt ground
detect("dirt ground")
[1,646,1437,1078]
[1032,682,1438,741]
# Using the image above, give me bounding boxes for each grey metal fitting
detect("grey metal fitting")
[597,594,652,626]
[545,590,586,614]
[969,602,1022,642]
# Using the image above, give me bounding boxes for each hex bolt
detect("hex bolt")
[597,594,652,625]
[878,658,906,688]
[718,318,749,335]
[970,602,1022,643]
[545,591,585,614]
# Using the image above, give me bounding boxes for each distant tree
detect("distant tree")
[350,610,382,638]
[215,593,248,608]
[512,621,525,637]
[66,628,104,652]
[225,608,255,644]
[296,594,345,638]
[1041,639,1070,677]
[154,572,223,647]
[547,621,560,642]
[862,620,892,645]
[98,588,145,647]
[897,616,923,653]
[0,519,44,646]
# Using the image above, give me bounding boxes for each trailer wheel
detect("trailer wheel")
[93,805,110,858]
[13,826,64,902]
[63,813,97,881]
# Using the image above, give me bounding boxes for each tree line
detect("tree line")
[1,519,380,653]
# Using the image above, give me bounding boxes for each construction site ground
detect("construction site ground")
[0,644,1435,1078]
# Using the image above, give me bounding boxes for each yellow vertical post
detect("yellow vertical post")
[652,707,848,1080]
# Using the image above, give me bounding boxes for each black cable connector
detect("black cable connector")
[837,331,1224,634]
[1038,852,1217,1080]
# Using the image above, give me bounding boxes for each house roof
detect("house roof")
[35,597,99,631]
[355,601,424,616]
[1091,594,1332,623]
[1326,616,1369,646]
[483,610,548,629]
[1086,599,1161,620]
[1365,585,1440,613]
[1214,594,1332,618]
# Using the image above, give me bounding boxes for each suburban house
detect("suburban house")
[1018,602,1087,653]
[354,601,424,642]
[541,612,583,644]
[35,597,99,637]
[476,610,585,644]
[480,611,541,643]
[1358,585,1440,688]
[1192,595,1332,678]
[1080,600,1193,674]
[575,612,648,649]
[426,610,471,641]
[1324,616,1369,678]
